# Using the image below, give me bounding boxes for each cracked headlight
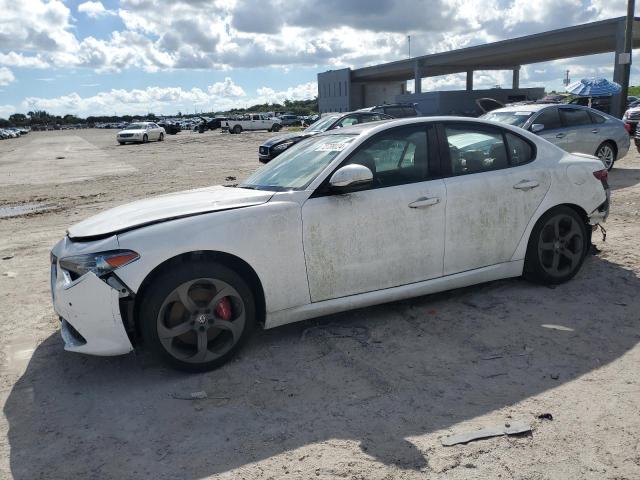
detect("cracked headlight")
[59,250,139,280]
[273,141,294,151]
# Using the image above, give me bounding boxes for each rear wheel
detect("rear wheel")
[233,125,242,134]
[140,261,256,372]
[524,206,588,285]
[596,141,616,170]
[271,123,281,132]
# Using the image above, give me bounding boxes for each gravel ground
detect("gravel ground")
[0,128,639,480]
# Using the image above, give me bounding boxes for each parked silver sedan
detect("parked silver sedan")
[482,104,629,170]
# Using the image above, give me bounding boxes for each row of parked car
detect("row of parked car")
[258,101,629,170]
[0,127,29,139]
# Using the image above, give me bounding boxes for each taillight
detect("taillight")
[624,122,632,134]
[593,169,608,181]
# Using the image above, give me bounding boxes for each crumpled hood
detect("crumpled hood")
[67,186,274,239]
[261,132,313,147]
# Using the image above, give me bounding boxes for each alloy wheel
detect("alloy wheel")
[537,214,584,278]
[597,144,614,170]
[156,278,246,363]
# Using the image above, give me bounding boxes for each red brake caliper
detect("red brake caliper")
[215,297,232,321]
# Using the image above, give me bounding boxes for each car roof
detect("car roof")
[319,115,539,137]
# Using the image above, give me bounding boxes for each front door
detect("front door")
[439,122,550,275]
[302,125,446,302]
[531,107,567,150]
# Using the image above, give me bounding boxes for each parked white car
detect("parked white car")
[222,113,282,134]
[117,122,165,145]
[51,117,610,371]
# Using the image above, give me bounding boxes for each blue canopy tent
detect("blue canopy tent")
[565,77,622,108]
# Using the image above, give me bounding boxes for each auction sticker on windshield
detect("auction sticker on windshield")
[315,142,350,152]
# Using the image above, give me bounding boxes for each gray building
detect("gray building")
[318,16,640,117]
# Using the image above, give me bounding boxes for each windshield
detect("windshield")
[304,115,339,133]
[126,123,147,130]
[240,134,356,191]
[481,111,533,127]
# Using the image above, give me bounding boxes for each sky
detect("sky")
[0,0,638,118]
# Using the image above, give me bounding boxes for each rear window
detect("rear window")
[589,111,606,124]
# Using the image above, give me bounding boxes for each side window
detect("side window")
[532,108,562,130]
[560,108,591,127]
[444,125,509,175]
[359,114,382,124]
[345,127,428,188]
[589,111,606,124]
[336,116,359,127]
[505,132,534,166]
[385,107,404,117]
[251,114,260,121]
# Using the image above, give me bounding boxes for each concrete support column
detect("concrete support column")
[466,71,473,91]
[612,21,627,118]
[512,66,520,90]
[414,61,422,94]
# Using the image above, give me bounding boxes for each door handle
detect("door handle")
[555,133,566,138]
[409,197,440,208]
[513,180,540,191]
[591,129,599,134]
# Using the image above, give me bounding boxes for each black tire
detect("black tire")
[118,141,125,145]
[139,261,256,372]
[272,124,281,132]
[142,134,148,143]
[158,133,164,142]
[233,125,242,134]
[595,141,616,171]
[524,206,589,285]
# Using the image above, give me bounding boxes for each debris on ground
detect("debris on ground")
[541,324,574,332]
[550,373,560,380]
[1,255,13,260]
[537,413,553,421]
[55,156,66,160]
[301,324,370,346]
[2,271,17,278]
[171,391,208,400]
[441,421,532,446]
[225,176,237,181]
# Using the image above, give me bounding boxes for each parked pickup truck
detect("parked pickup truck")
[222,114,282,134]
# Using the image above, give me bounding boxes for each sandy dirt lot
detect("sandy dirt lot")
[0,128,639,480]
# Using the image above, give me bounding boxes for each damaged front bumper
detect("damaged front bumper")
[51,237,134,356]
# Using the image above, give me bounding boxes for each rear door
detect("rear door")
[530,107,566,149]
[438,122,551,274]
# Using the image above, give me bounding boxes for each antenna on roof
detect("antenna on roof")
[407,35,411,59]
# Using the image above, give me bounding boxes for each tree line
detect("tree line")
[0,98,319,127]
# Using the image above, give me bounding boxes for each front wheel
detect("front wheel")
[596,141,616,170]
[142,134,148,143]
[158,133,164,141]
[524,206,588,285]
[271,124,281,132]
[139,261,256,372]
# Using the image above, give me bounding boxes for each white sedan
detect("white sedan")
[116,122,165,145]
[51,117,610,371]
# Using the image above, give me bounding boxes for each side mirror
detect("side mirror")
[531,123,545,133]
[329,164,373,191]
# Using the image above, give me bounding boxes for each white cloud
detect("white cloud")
[0,67,15,86]
[21,78,318,116]
[0,52,49,69]
[78,1,114,18]
[0,104,16,118]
